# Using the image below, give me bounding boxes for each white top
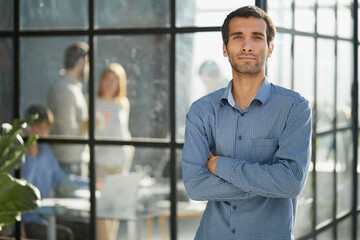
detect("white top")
[95,98,134,177]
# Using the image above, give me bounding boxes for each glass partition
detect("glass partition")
[175,32,231,142]
[0,0,13,30]
[0,38,13,124]
[267,33,292,89]
[20,0,88,30]
[95,34,170,140]
[176,0,255,27]
[95,0,169,29]
[317,38,335,132]
[316,134,335,225]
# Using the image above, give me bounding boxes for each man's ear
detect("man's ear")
[223,43,228,57]
[267,43,274,58]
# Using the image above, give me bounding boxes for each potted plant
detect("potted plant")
[0,117,41,232]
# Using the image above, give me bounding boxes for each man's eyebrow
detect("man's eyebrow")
[229,31,243,36]
[252,31,265,37]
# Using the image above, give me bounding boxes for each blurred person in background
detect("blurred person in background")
[95,63,134,240]
[22,105,88,240]
[47,41,90,177]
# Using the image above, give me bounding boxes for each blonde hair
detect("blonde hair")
[97,63,129,107]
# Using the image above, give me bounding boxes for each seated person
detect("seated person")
[21,104,88,240]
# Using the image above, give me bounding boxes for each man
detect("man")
[47,41,90,177]
[182,5,312,240]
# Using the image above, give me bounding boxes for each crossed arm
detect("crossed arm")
[182,99,312,201]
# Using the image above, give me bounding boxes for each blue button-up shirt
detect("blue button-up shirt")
[182,78,312,240]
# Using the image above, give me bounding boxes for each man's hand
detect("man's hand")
[207,152,220,175]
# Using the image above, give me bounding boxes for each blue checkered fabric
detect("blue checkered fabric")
[182,77,312,240]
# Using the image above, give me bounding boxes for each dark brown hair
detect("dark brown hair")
[221,5,276,47]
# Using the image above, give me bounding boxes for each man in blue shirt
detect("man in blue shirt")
[182,5,312,240]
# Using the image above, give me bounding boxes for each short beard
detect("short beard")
[229,53,266,75]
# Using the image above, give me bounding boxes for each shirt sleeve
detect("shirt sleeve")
[44,145,66,190]
[216,99,312,198]
[182,103,254,201]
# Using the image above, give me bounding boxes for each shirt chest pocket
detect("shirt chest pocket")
[250,138,278,163]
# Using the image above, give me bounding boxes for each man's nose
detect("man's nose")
[241,39,253,52]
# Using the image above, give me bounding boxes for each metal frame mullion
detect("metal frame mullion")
[169,0,177,239]
[13,0,21,239]
[351,0,359,239]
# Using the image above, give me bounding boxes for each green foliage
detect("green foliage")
[0,117,41,231]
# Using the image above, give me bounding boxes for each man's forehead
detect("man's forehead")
[229,16,267,33]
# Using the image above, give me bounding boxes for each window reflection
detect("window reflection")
[267,33,292,89]
[337,41,352,128]
[295,0,315,33]
[267,0,293,29]
[175,32,231,142]
[336,131,352,214]
[0,0,13,30]
[316,134,335,225]
[176,0,254,27]
[294,36,315,106]
[317,4,336,36]
[0,38,13,124]
[337,0,353,39]
[317,39,335,132]
[95,0,169,29]
[20,36,88,127]
[20,0,88,30]
[95,147,171,239]
[95,35,170,139]
[20,138,90,240]
[294,171,313,238]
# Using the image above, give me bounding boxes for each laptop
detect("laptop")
[97,172,142,218]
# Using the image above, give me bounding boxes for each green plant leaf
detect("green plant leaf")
[0,173,41,228]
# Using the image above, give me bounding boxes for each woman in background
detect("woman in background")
[95,62,134,178]
[95,63,134,240]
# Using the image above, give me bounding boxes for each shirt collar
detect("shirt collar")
[221,77,271,107]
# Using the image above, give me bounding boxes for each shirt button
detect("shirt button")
[233,205,237,210]
[232,229,236,234]
[240,113,245,117]
[239,136,242,141]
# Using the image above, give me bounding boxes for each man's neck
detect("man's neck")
[231,71,265,110]
[66,68,80,81]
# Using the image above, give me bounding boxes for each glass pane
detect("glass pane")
[294,0,315,33]
[337,41,352,128]
[20,37,89,141]
[267,33,292,89]
[175,32,231,142]
[317,39,335,132]
[336,130,352,214]
[317,227,334,240]
[96,147,170,239]
[337,0,353,39]
[337,217,352,240]
[176,149,205,240]
[176,0,255,27]
[0,38,13,124]
[94,63,132,141]
[95,35,170,139]
[20,0,88,30]
[316,134,335,225]
[20,142,90,239]
[294,169,313,238]
[95,0,169,29]
[0,0,13,30]
[294,36,315,106]
[317,5,336,36]
[267,0,293,29]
